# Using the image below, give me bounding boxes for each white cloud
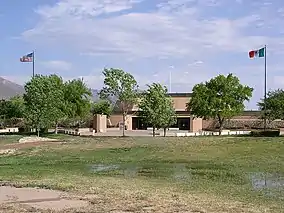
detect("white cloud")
[17,0,284,108]
[40,60,72,71]
[21,0,278,59]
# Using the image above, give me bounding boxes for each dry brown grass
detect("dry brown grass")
[0,175,272,213]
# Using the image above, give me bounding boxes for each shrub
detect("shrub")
[250,130,280,137]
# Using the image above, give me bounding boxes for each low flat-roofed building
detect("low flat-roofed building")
[109,92,204,132]
[108,92,262,132]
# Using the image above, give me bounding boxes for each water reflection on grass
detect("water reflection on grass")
[89,163,191,181]
[249,172,284,199]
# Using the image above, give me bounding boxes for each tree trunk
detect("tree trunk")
[163,128,167,137]
[122,112,126,137]
[55,123,58,134]
[37,128,40,137]
[218,125,222,136]
[218,115,224,136]
[152,127,155,137]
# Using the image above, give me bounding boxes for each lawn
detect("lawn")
[0,135,284,212]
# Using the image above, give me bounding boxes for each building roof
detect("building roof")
[167,92,192,97]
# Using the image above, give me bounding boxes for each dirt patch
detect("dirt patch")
[1,141,64,150]
[0,149,16,156]
[0,186,88,211]
[19,136,59,143]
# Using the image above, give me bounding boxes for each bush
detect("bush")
[250,130,280,137]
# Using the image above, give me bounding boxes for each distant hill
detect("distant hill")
[91,89,118,105]
[0,77,25,100]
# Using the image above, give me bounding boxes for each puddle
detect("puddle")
[90,163,140,178]
[249,172,284,198]
[90,164,119,172]
[123,165,140,178]
[249,172,284,190]
[90,163,191,181]
[172,163,191,182]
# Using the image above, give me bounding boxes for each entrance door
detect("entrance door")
[177,118,190,130]
[132,117,147,130]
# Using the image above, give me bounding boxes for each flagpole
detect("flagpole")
[264,45,267,130]
[169,70,172,93]
[32,50,35,78]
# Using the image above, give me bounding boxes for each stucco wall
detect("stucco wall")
[171,97,190,111]
[109,114,132,130]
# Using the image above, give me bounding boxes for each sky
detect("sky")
[1,0,284,109]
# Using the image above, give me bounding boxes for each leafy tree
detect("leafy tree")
[0,96,25,120]
[92,100,112,117]
[23,74,65,136]
[9,96,26,119]
[138,83,176,137]
[187,73,253,135]
[160,102,177,137]
[0,96,26,128]
[63,78,92,127]
[258,89,284,121]
[100,68,139,136]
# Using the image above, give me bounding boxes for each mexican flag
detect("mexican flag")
[249,47,265,58]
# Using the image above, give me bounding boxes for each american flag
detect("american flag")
[20,52,33,62]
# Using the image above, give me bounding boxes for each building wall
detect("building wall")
[202,113,261,129]
[93,114,107,133]
[172,97,190,111]
[190,116,203,132]
[109,114,133,130]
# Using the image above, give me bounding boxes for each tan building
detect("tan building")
[109,93,203,132]
[108,92,262,132]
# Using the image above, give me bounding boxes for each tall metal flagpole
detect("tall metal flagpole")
[264,45,267,130]
[32,50,35,78]
[169,65,174,93]
[169,70,172,93]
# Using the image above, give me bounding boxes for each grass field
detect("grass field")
[0,135,284,212]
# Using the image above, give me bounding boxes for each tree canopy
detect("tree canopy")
[92,100,112,117]
[100,68,139,136]
[258,89,284,121]
[23,75,65,136]
[138,83,176,137]
[187,73,253,135]
[64,78,92,120]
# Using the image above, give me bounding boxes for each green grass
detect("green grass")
[0,135,22,146]
[0,136,284,212]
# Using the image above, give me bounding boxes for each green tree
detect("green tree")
[138,83,176,137]
[258,89,284,121]
[92,100,112,117]
[0,96,25,120]
[187,73,253,135]
[100,68,139,136]
[23,74,65,136]
[9,96,26,119]
[0,96,26,128]
[63,78,92,127]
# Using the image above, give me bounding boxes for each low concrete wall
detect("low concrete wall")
[57,129,81,136]
[0,128,19,133]
[175,130,251,137]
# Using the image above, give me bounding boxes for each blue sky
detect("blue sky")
[1,0,284,109]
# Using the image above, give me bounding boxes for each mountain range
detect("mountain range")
[0,77,25,99]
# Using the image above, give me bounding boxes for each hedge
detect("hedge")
[249,130,280,137]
